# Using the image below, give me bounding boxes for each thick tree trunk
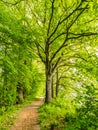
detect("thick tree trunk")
[45,40,54,103]
[45,62,53,103]
[45,74,53,103]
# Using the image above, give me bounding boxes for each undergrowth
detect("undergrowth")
[39,98,76,130]
[39,97,98,130]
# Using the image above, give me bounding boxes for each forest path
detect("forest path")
[10,97,44,130]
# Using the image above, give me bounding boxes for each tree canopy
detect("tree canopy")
[0,0,98,129]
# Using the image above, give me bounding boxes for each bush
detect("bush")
[39,98,75,130]
[64,84,98,130]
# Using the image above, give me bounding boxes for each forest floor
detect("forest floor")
[10,97,44,130]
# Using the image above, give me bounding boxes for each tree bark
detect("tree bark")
[56,68,59,97]
[45,65,53,103]
[45,61,53,103]
[51,75,54,98]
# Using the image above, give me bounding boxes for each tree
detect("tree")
[1,0,98,103]
[30,0,97,103]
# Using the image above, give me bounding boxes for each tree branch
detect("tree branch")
[67,4,88,30]
[52,57,61,73]
[27,2,43,26]
[50,36,68,64]
[47,0,55,36]
[35,42,45,64]
[68,32,97,40]
[48,1,85,41]
[49,32,66,45]
[49,4,88,45]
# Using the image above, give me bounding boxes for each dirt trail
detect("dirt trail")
[10,97,44,130]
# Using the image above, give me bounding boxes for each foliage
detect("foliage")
[0,0,98,129]
[39,98,75,130]
[63,84,98,130]
[0,2,44,106]
[39,83,98,130]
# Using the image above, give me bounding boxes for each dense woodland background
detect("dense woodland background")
[0,0,98,130]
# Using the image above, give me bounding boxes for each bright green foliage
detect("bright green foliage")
[0,3,44,106]
[0,0,98,129]
[39,83,98,130]
[63,84,98,130]
[39,98,76,130]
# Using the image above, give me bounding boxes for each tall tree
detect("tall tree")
[30,0,97,103]
[1,0,98,103]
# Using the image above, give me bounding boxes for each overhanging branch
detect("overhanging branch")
[68,32,97,40]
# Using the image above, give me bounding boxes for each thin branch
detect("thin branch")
[27,2,43,26]
[63,53,88,62]
[50,37,68,64]
[35,42,46,64]
[47,0,55,36]
[61,0,76,12]
[82,18,98,25]
[50,28,70,64]
[59,62,75,68]
[49,32,66,45]
[67,4,88,30]
[35,42,45,53]
[68,32,97,40]
[74,54,88,61]
[44,0,47,24]
[52,57,61,73]
[59,2,84,25]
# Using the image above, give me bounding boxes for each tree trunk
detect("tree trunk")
[56,68,59,97]
[45,62,53,103]
[17,82,24,103]
[51,75,54,98]
[45,74,53,103]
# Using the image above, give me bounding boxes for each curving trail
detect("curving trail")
[10,97,44,130]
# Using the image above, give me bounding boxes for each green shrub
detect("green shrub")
[64,84,98,130]
[39,98,75,130]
